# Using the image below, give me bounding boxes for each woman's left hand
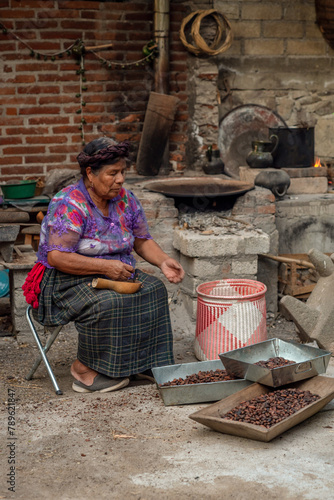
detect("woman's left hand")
[160,258,185,283]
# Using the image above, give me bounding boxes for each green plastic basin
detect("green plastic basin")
[0,180,37,199]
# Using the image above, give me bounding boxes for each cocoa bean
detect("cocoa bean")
[254,357,296,369]
[160,369,239,387]
[219,388,320,428]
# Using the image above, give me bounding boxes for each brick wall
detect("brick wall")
[0,0,189,182]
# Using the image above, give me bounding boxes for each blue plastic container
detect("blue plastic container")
[0,269,9,297]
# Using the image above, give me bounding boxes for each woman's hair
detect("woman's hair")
[76,137,130,177]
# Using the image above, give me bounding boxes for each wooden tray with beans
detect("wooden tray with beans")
[189,376,334,442]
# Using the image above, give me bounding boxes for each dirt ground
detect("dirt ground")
[0,314,333,500]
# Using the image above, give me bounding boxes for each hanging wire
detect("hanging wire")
[0,22,78,58]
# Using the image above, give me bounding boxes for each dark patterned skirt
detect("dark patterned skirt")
[37,268,174,377]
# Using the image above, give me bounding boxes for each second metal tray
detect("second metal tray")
[219,338,331,387]
[152,359,252,406]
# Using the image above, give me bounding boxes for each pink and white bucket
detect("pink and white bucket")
[195,279,267,361]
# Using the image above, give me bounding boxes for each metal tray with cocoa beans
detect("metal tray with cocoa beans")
[219,338,331,388]
[189,375,334,442]
[152,360,252,406]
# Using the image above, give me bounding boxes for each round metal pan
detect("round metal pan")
[218,104,287,179]
[141,177,254,198]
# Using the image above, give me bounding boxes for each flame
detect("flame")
[314,157,321,168]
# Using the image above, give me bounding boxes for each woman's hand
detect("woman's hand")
[103,260,135,281]
[160,258,185,283]
[134,238,185,284]
[47,250,134,281]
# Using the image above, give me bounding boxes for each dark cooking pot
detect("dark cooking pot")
[268,126,314,169]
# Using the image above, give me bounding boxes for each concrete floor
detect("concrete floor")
[0,316,333,500]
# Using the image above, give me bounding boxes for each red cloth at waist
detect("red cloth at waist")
[22,262,46,309]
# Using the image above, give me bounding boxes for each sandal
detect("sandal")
[132,369,155,383]
[72,374,130,393]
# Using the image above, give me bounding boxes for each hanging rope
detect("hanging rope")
[179,9,233,56]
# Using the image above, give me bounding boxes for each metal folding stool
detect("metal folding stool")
[25,305,65,395]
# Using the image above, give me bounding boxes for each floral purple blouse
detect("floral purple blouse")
[37,178,152,269]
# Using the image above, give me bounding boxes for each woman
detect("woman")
[23,137,185,393]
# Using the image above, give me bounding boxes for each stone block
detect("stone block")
[282,167,327,178]
[177,291,198,321]
[239,166,256,185]
[231,258,258,276]
[241,3,282,20]
[173,229,240,258]
[286,40,326,56]
[288,177,328,194]
[245,39,284,56]
[242,232,270,254]
[179,275,203,297]
[179,255,222,278]
[262,21,304,38]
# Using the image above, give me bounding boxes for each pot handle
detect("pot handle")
[269,134,279,155]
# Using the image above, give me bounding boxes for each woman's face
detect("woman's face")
[87,159,127,200]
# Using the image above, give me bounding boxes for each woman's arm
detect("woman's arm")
[134,238,185,283]
[47,250,134,281]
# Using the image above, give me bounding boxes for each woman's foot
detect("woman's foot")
[132,369,155,383]
[72,374,130,393]
[71,359,98,386]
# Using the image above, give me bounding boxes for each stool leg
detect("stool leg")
[25,307,63,395]
[26,326,62,379]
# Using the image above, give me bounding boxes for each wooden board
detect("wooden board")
[189,376,334,442]
[136,92,178,176]
[0,211,30,223]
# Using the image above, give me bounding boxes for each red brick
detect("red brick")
[16,63,57,72]
[15,19,58,30]
[39,95,73,105]
[5,75,36,84]
[39,31,83,40]
[58,1,100,9]
[0,118,24,126]
[26,135,68,144]
[11,1,55,8]
[1,166,44,176]
[28,117,69,125]
[52,125,81,134]
[25,154,66,163]
[0,137,23,145]
[256,205,276,215]
[38,10,78,19]
[38,74,78,82]
[0,88,15,95]
[6,108,18,115]
[0,156,23,165]
[0,9,35,17]
[61,20,97,30]
[19,106,61,115]
[81,11,121,21]
[0,42,17,51]
[0,97,36,105]
[18,85,60,94]
[49,145,77,153]
[4,145,46,155]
